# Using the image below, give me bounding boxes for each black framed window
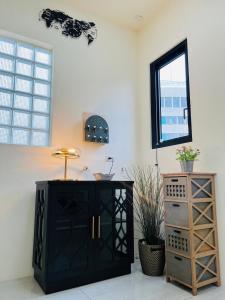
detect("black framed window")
[150,39,192,149]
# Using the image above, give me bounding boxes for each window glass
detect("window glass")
[150,40,192,148]
[173,97,180,108]
[0,36,52,146]
[164,97,172,108]
[159,54,189,142]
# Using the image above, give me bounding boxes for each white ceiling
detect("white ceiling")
[73,0,167,31]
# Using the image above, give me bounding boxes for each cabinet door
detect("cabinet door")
[47,183,95,279]
[94,183,133,270]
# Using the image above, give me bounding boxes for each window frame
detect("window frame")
[0,35,53,147]
[150,39,192,149]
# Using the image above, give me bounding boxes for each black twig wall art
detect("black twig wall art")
[39,9,97,45]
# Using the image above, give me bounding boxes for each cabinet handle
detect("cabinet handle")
[174,256,182,261]
[172,203,180,207]
[98,216,101,239]
[171,179,178,182]
[92,216,95,239]
[174,230,181,234]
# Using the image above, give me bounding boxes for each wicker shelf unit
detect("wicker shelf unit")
[162,173,221,296]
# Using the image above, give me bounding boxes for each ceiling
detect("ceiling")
[72,0,167,31]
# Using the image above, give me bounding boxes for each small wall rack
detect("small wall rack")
[84,115,109,144]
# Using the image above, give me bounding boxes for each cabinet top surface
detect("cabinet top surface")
[36,180,134,185]
[161,172,216,177]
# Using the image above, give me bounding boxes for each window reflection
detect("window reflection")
[159,54,189,142]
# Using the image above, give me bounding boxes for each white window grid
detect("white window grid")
[0,36,52,146]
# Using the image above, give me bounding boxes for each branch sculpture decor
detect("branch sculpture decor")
[39,9,97,45]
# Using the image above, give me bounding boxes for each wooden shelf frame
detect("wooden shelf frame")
[163,173,221,296]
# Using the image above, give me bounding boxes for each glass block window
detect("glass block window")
[0,37,52,146]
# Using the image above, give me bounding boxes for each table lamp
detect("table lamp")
[52,148,80,180]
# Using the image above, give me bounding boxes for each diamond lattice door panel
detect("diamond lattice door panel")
[95,187,114,267]
[51,221,90,274]
[95,185,130,270]
[33,189,46,270]
[115,188,128,257]
[48,184,95,276]
[191,178,213,199]
[53,188,92,217]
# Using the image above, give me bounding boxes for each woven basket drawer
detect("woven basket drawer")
[165,226,190,256]
[163,177,187,201]
[165,202,189,227]
[166,252,192,285]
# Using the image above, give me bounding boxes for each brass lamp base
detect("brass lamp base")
[52,148,80,180]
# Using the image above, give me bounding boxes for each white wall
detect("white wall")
[0,0,138,282]
[2,0,225,284]
[138,0,225,282]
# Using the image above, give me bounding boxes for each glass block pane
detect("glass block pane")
[0,39,15,56]
[0,56,14,72]
[0,109,11,125]
[32,114,49,130]
[14,94,31,110]
[34,81,50,97]
[35,49,51,65]
[16,60,33,77]
[13,111,30,128]
[0,127,10,143]
[15,77,32,93]
[34,65,50,81]
[0,73,13,89]
[12,128,29,145]
[17,44,34,60]
[32,130,48,146]
[0,91,12,107]
[33,98,49,113]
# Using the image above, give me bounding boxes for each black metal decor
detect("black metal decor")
[85,115,109,144]
[39,9,97,45]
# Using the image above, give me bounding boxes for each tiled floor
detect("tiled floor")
[0,267,224,300]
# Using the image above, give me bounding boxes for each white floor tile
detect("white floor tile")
[0,270,224,300]
[82,271,190,300]
[0,277,89,300]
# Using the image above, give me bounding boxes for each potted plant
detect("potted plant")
[176,146,200,172]
[126,166,165,276]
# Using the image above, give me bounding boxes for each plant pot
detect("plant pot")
[180,160,194,173]
[138,239,165,276]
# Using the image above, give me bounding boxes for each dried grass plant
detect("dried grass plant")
[126,166,164,245]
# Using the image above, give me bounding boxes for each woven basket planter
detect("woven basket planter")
[138,239,165,276]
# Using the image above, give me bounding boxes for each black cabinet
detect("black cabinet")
[33,181,134,294]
